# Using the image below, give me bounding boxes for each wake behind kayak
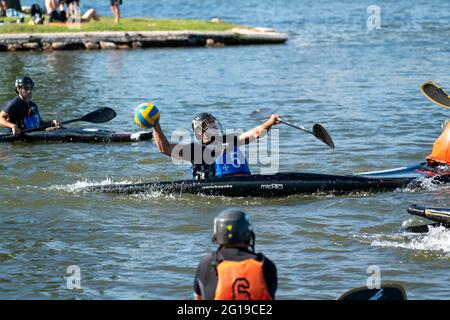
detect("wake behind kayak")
[81,163,450,198]
[0,128,152,143]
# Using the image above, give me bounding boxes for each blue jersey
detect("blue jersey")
[214,144,251,177]
[22,105,42,129]
[189,135,251,180]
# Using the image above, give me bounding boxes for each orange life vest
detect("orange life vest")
[427,122,450,165]
[213,258,272,300]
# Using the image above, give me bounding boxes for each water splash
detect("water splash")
[356,226,450,257]
[47,178,137,193]
[401,218,419,227]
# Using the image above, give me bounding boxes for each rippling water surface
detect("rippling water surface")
[1,0,450,299]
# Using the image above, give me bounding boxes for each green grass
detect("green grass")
[0,17,240,33]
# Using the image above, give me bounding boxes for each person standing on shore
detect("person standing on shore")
[110,0,121,23]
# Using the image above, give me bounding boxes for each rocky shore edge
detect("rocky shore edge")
[0,28,288,51]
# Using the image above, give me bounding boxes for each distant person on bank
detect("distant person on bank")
[45,0,67,22]
[193,209,277,300]
[4,0,22,11]
[66,0,99,22]
[0,1,6,16]
[1,0,22,17]
[110,0,121,23]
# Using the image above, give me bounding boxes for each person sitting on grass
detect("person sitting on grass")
[45,0,66,22]
[110,0,121,23]
[4,0,22,12]
[66,0,99,23]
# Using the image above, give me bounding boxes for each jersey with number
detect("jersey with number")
[193,247,277,300]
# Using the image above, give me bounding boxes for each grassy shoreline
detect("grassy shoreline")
[0,17,240,33]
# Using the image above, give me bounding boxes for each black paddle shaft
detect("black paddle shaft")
[280,120,335,149]
[279,120,312,134]
[251,108,335,149]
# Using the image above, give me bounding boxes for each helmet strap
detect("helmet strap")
[18,90,25,100]
[249,232,256,252]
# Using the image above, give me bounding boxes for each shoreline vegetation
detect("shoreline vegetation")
[0,17,287,51]
[0,17,238,33]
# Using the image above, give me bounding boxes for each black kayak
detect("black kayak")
[407,204,450,227]
[82,163,450,197]
[0,128,152,143]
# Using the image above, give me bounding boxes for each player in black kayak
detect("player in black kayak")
[0,76,60,136]
[193,208,278,300]
[153,112,280,180]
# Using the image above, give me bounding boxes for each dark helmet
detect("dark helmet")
[213,209,255,248]
[192,112,222,132]
[15,76,35,93]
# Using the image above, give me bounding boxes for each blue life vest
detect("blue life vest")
[214,144,251,177]
[22,106,42,129]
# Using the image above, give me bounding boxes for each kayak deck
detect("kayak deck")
[356,163,428,178]
[83,171,424,198]
[82,163,450,197]
[0,128,152,143]
[407,204,450,226]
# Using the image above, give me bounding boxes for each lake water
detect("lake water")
[1,0,449,299]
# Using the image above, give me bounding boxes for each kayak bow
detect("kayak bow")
[407,204,450,227]
[0,128,152,143]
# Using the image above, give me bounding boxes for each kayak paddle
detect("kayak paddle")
[0,107,117,138]
[420,81,450,109]
[251,108,335,149]
[59,107,117,126]
[338,283,407,300]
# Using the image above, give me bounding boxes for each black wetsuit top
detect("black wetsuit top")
[3,96,43,129]
[194,247,278,300]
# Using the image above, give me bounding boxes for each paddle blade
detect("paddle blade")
[420,81,450,109]
[312,124,335,149]
[80,107,117,123]
[338,284,407,300]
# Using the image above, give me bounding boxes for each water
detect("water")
[1,0,450,299]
